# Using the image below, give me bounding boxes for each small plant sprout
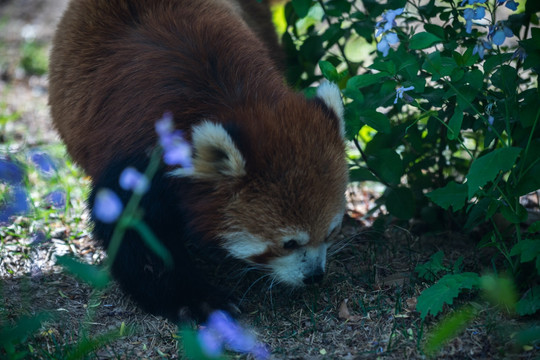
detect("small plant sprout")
[93,188,123,223]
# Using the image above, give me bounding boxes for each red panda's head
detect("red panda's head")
[174,83,348,287]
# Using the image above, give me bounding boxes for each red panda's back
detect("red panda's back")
[49,0,282,178]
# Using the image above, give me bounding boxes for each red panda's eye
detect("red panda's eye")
[283,239,300,250]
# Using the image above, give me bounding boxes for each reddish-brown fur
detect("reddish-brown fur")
[49,0,348,320]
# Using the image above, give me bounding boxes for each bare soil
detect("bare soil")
[1,0,538,359]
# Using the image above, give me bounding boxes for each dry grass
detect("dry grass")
[1,0,538,358]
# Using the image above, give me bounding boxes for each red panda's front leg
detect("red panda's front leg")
[89,156,237,322]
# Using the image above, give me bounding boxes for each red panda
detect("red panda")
[49,0,348,321]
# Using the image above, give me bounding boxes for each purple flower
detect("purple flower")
[461,0,486,5]
[45,190,66,209]
[0,186,30,224]
[394,86,415,104]
[198,311,270,360]
[375,8,404,57]
[119,167,149,194]
[463,6,486,34]
[375,8,404,36]
[93,188,123,223]
[377,32,399,57]
[497,0,519,10]
[512,47,527,61]
[155,113,193,170]
[473,40,492,59]
[489,23,514,46]
[198,328,224,358]
[0,158,24,184]
[29,151,56,176]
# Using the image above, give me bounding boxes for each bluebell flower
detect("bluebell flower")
[463,6,486,34]
[473,40,492,59]
[375,8,404,57]
[0,186,30,224]
[155,113,193,170]
[461,0,486,5]
[198,310,270,360]
[29,151,56,176]
[497,0,518,10]
[93,188,123,223]
[394,86,415,104]
[0,158,24,184]
[375,8,404,36]
[377,32,399,57]
[512,47,527,61]
[119,167,149,194]
[45,189,66,209]
[489,23,514,46]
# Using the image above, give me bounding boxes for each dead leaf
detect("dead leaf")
[338,299,362,322]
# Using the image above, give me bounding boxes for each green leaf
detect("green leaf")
[369,61,396,75]
[365,149,403,185]
[424,24,445,39]
[514,160,540,197]
[480,274,518,312]
[528,221,540,234]
[426,181,468,211]
[56,255,110,289]
[415,250,447,282]
[358,110,391,134]
[510,239,540,263]
[0,313,52,350]
[447,110,463,140]
[500,203,528,224]
[466,147,522,199]
[291,0,312,18]
[422,52,456,81]
[409,32,442,50]
[491,65,518,96]
[416,273,480,319]
[347,72,388,89]
[349,167,378,182]
[319,60,339,82]
[423,306,476,356]
[516,285,540,316]
[386,186,415,220]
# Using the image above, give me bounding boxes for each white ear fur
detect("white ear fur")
[317,82,345,138]
[188,121,246,179]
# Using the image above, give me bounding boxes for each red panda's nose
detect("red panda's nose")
[303,268,324,285]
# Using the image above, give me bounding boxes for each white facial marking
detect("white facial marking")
[316,82,345,138]
[222,231,270,260]
[327,213,344,237]
[270,243,329,287]
[280,229,309,247]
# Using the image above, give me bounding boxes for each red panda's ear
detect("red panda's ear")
[316,82,345,138]
[189,121,246,180]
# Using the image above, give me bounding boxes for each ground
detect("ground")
[0,0,538,359]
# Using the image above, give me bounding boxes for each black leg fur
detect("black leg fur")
[88,156,233,322]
